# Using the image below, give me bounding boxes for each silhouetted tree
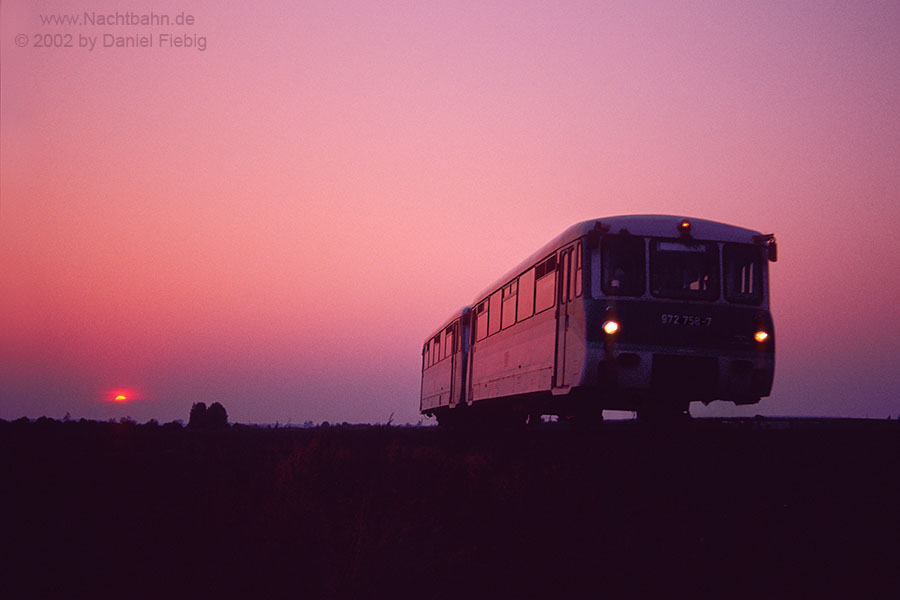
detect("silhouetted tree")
[188,401,228,430]
[188,402,208,428]
[207,402,228,429]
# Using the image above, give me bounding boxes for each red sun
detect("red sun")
[107,388,141,403]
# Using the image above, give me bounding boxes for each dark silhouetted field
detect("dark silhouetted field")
[2,417,898,598]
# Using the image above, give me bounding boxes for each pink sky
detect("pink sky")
[2,0,899,423]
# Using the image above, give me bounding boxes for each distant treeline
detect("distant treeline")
[1,416,898,598]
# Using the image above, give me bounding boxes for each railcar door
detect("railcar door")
[460,311,473,405]
[554,246,575,388]
[446,322,456,407]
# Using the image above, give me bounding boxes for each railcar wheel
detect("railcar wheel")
[480,410,527,430]
[636,401,690,423]
[435,408,470,429]
[562,408,604,429]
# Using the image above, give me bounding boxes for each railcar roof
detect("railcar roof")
[423,306,471,345]
[470,215,766,304]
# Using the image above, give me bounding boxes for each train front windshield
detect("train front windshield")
[650,240,719,300]
[593,235,766,303]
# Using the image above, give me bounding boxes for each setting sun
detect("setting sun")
[106,388,141,403]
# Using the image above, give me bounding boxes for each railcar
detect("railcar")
[420,215,776,424]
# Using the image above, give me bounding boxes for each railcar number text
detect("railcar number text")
[660,314,712,327]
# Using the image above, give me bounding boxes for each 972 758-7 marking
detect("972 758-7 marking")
[660,314,712,327]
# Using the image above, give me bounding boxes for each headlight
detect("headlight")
[603,320,620,336]
[754,330,769,343]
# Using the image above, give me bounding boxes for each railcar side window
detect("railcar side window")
[501,281,517,329]
[488,290,503,336]
[650,240,719,300]
[433,334,441,364]
[517,268,535,321]
[534,255,557,313]
[724,244,764,305]
[475,301,488,341]
[559,251,571,304]
[444,324,455,358]
[600,235,645,297]
[574,241,583,297]
[424,342,430,368]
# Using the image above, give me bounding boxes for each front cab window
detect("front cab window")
[724,244,764,305]
[598,235,645,297]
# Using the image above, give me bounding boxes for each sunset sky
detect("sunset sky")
[2,0,899,424]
